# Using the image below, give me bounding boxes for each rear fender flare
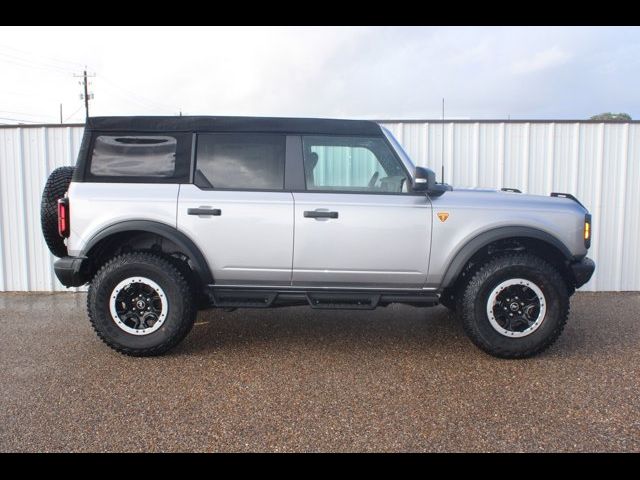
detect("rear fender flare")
[81,220,213,284]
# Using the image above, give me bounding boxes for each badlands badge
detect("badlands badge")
[437,212,450,222]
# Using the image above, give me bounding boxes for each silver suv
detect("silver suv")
[40,116,595,358]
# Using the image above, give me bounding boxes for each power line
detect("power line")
[0,45,91,123]
[0,50,78,75]
[0,43,84,69]
[0,109,57,120]
[0,49,76,70]
[0,43,181,118]
[64,105,84,123]
[0,116,47,124]
[100,75,178,113]
[0,55,75,76]
[100,85,170,114]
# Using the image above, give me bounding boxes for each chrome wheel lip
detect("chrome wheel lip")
[486,278,546,338]
[109,277,167,336]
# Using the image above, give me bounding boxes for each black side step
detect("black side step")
[205,287,439,309]
[209,289,277,308]
[306,292,380,310]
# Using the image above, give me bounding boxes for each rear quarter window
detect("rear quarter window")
[85,133,190,182]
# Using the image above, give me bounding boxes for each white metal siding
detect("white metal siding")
[0,126,83,291]
[1,122,638,292]
[380,121,640,292]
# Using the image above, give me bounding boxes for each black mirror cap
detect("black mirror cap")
[413,166,449,197]
[412,166,433,191]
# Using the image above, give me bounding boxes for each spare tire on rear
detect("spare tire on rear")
[40,166,75,258]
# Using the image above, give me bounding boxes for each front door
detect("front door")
[292,135,432,289]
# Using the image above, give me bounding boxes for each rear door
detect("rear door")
[292,135,432,288]
[177,133,293,286]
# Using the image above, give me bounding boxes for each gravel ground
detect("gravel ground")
[0,291,639,452]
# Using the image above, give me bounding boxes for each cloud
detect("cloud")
[0,27,638,122]
[511,46,572,75]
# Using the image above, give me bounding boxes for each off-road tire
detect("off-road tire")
[87,252,197,356]
[459,253,569,359]
[40,166,75,258]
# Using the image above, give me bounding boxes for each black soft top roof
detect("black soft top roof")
[86,116,383,136]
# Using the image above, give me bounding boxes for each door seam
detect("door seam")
[289,191,295,285]
[175,184,181,228]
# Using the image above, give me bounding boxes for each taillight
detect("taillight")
[57,198,69,238]
[584,213,591,249]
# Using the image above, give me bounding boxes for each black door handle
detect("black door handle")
[304,210,338,219]
[188,208,221,216]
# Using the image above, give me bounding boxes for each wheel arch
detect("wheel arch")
[440,226,574,290]
[81,220,213,285]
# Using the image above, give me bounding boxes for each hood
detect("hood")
[433,186,589,215]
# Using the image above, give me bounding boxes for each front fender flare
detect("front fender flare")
[440,226,573,288]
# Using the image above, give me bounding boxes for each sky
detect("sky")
[0,26,639,124]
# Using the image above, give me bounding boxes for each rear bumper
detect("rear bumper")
[54,256,87,287]
[570,256,595,288]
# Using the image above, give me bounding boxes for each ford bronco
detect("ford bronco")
[40,116,595,358]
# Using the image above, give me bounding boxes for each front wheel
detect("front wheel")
[459,253,569,359]
[87,252,197,356]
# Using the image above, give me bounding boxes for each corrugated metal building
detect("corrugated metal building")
[0,121,638,292]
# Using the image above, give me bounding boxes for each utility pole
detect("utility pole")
[82,70,89,117]
[74,68,95,119]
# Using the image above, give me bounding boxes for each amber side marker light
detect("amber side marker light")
[584,214,592,249]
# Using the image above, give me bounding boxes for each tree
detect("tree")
[590,112,632,122]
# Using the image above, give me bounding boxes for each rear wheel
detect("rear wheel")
[459,253,569,359]
[87,252,197,356]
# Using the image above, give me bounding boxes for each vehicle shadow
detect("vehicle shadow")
[172,292,636,359]
[174,304,469,356]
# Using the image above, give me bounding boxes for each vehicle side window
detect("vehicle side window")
[302,136,409,193]
[90,135,178,177]
[195,133,285,190]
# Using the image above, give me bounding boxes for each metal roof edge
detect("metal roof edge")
[1,119,638,129]
[373,119,640,124]
[0,123,85,129]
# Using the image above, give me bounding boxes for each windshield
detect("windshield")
[380,126,415,171]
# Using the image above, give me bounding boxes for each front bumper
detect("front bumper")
[54,256,87,287]
[570,256,595,288]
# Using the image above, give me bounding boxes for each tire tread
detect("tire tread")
[87,251,196,357]
[459,253,570,359]
[40,166,75,258]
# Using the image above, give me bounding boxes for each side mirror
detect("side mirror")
[413,167,448,197]
[412,166,430,191]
